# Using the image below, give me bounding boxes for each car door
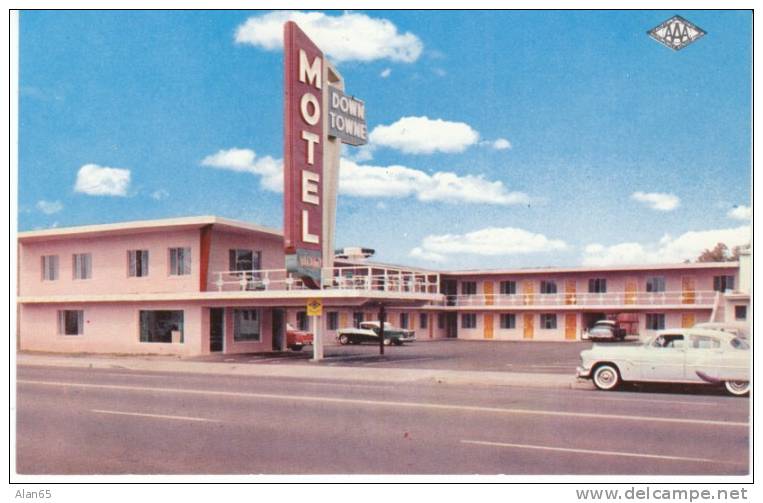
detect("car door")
[684,333,721,383]
[640,333,686,381]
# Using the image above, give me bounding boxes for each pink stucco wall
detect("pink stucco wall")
[206,229,284,288]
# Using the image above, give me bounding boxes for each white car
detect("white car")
[577,328,750,396]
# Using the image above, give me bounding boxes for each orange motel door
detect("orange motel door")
[565,313,577,340]
[484,281,494,306]
[484,314,494,339]
[682,277,696,304]
[565,280,576,305]
[523,314,534,339]
[624,279,637,305]
[681,313,695,328]
[523,281,535,305]
[339,312,348,329]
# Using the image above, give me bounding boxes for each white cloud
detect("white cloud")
[380,68,391,78]
[410,227,567,259]
[492,138,512,150]
[74,164,131,197]
[409,247,447,263]
[201,148,283,193]
[150,189,169,200]
[235,11,423,63]
[433,67,447,77]
[582,225,751,266]
[369,116,480,154]
[727,205,751,221]
[36,200,63,214]
[631,191,680,211]
[339,159,529,205]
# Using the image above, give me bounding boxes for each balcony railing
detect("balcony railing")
[445,290,718,308]
[210,266,440,294]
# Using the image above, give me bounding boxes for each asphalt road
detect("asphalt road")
[190,339,604,374]
[16,365,749,475]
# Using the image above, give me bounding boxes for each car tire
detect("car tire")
[592,364,620,391]
[383,338,392,346]
[338,335,350,345]
[289,345,303,351]
[393,339,403,346]
[724,381,750,396]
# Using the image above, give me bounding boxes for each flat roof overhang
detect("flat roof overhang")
[17,290,444,308]
[424,304,715,312]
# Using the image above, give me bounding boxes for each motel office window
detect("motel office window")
[500,313,516,329]
[128,250,149,277]
[296,311,309,331]
[400,313,409,329]
[461,281,477,295]
[735,305,747,321]
[540,281,557,294]
[41,255,59,281]
[233,309,260,342]
[645,313,666,331]
[139,310,184,343]
[72,253,92,280]
[169,247,191,276]
[588,278,607,293]
[57,310,83,336]
[419,313,428,330]
[646,276,666,293]
[461,313,477,329]
[540,313,557,330]
[713,275,735,292]
[327,312,339,330]
[499,281,516,295]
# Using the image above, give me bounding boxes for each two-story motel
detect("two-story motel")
[16,215,750,356]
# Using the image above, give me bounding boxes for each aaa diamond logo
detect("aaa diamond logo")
[648,15,706,51]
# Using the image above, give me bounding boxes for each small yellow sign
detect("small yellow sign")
[306,298,322,316]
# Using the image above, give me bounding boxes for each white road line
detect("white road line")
[92,372,167,379]
[91,409,219,423]
[460,440,746,466]
[298,381,397,389]
[19,379,747,428]
[364,357,435,366]
[582,395,718,407]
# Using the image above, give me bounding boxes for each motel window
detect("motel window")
[500,313,516,329]
[540,281,557,294]
[461,313,477,329]
[229,249,261,273]
[353,312,364,328]
[735,305,747,321]
[169,247,191,276]
[72,253,92,280]
[713,275,735,292]
[296,311,309,331]
[645,313,666,331]
[128,250,149,277]
[233,309,260,342]
[438,313,446,330]
[327,312,339,330]
[499,281,516,295]
[139,310,184,343]
[420,313,428,329]
[461,281,477,295]
[588,278,607,293]
[540,313,557,330]
[646,276,666,293]
[41,255,59,281]
[400,313,409,329]
[57,310,83,336]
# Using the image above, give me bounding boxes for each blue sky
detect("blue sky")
[17,10,752,269]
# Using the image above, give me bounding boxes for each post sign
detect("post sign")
[328,87,367,146]
[306,298,323,316]
[284,21,324,288]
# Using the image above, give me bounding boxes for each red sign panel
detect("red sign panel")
[284,21,324,288]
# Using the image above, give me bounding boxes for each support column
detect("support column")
[311,314,324,361]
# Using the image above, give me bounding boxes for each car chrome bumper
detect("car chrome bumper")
[576,366,592,379]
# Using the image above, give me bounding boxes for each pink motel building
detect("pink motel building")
[17,216,750,356]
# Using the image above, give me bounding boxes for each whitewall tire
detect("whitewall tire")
[724,381,750,396]
[592,364,620,391]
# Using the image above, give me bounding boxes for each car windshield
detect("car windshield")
[730,338,750,350]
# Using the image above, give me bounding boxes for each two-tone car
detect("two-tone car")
[336,321,415,346]
[577,328,750,396]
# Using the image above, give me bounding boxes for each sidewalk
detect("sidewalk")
[16,352,589,390]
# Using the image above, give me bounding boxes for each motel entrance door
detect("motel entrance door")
[272,309,286,351]
[446,312,458,338]
[210,308,224,352]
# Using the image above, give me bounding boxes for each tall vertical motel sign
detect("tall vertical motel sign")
[283,22,367,289]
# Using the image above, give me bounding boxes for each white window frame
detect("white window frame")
[72,253,92,280]
[169,247,192,276]
[41,255,59,281]
[57,310,84,336]
[128,249,150,277]
[233,308,261,342]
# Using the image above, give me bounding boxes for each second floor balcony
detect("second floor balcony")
[445,290,719,308]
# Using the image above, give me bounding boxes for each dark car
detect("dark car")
[582,320,627,341]
[336,321,415,346]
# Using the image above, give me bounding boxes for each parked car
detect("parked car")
[286,323,313,351]
[336,321,415,346]
[577,328,750,396]
[693,321,749,339]
[581,319,627,341]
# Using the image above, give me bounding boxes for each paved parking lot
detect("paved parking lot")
[188,339,641,374]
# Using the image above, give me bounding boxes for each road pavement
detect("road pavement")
[16,365,749,475]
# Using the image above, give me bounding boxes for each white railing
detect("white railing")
[446,290,717,307]
[210,266,440,294]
